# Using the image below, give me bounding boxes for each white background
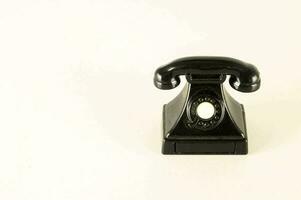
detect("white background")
[0,0,300,199]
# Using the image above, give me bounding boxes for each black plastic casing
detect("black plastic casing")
[154,57,260,154]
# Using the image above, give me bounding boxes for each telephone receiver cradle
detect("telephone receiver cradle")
[154,57,261,154]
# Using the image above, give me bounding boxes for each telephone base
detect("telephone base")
[162,139,247,155]
[161,83,249,155]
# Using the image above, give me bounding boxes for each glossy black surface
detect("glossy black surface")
[154,56,261,92]
[154,56,261,154]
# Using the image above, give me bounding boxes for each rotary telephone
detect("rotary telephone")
[154,57,261,154]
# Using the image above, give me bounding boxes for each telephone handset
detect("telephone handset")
[154,56,260,92]
[154,57,261,154]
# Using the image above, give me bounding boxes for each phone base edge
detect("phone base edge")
[162,139,248,155]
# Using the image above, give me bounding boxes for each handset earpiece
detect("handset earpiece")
[154,67,181,89]
[228,62,261,92]
[229,74,261,93]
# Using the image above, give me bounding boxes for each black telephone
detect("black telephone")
[154,57,261,154]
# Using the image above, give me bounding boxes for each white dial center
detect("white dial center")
[196,102,215,119]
